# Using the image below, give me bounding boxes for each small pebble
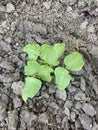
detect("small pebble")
[70,111,76,122]
[64,107,70,118]
[79,114,92,130]
[13,97,22,108]
[11,81,24,95]
[80,77,86,91]
[38,113,49,124]
[74,92,86,101]
[56,89,67,101]
[0,5,5,12]
[6,3,15,13]
[82,103,96,117]
[43,1,51,10]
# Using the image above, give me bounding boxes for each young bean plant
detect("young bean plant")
[22,43,85,102]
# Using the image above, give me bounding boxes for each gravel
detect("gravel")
[56,89,67,101]
[64,100,73,109]
[93,78,98,94]
[67,85,76,93]
[0,61,14,71]
[6,3,15,13]
[82,103,96,117]
[79,114,92,130]
[70,111,76,122]
[38,112,49,124]
[0,5,5,12]
[74,92,86,101]
[0,100,7,122]
[8,110,18,130]
[13,97,22,108]
[63,107,70,118]
[11,81,24,95]
[43,1,51,10]
[20,110,37,128]
[80,77,86,91]
[49,102,59,110]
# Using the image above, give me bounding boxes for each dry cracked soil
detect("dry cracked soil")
[0,0,98,130]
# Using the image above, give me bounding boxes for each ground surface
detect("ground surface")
[0,0,98,130]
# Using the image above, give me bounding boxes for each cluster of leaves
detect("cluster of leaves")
[22,43,84,102]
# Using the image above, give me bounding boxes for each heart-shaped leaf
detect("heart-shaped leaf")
[54,67,72,90]
[40,43,65,66]
[24,60,40,76]
[64,51,84,71]
[23,43,40,60]
[38,65,53,82]
[22,77,42,102]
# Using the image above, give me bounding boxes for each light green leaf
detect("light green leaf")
[64,51,85,71]
[38,65,53,82]
[22,77,42,102]
[54,67,72,90]
[23,43,40,60]
[24,60,40,76]
[40,43,65,66]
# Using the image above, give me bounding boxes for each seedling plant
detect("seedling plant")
[22,43,84,102]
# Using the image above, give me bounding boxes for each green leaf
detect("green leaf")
[22,77,42,102]
[24,60,40,76]
[38,65,53,82]
[54,67,72,90]
[64,51,85,71]
[23,43,40,60]
[40,43,65,66]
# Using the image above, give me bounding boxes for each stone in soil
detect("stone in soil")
[0,100,7,122]
[64,100,73,108]
[38,112,49,124]
[94,0,98,6]
[49,102,59,110]
[8,110,18,130]
[79,114,92,130]
[20,110,37,128]
[67,85,76,93]
[80,77,86,91]
[41,92,49,99]
[11,81,24,95]
[80,19,88,30]
[56,89,67,101]
[82,103,96,117]
[0,61,14,71]
[74,92,86,101]
[0,5,5,12]
[43,1,51,10]
[13,97,22,108]
[93,78,98,95]
[70,111,76,122]
[63,107,70,118]
[6,3,15,13]
[92,122,98,130]
[75,119,81,130]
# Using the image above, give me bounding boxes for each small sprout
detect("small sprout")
[22,43,85,102]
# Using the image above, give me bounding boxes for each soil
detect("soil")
[0,0,98,130]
